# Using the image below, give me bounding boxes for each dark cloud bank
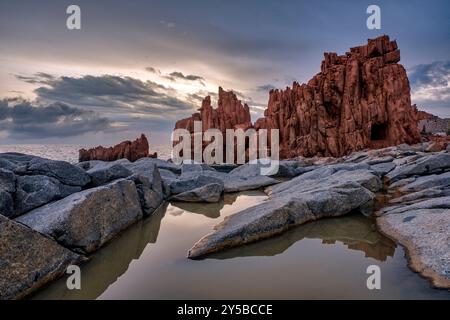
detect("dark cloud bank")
[0,99,112,138]
[1,73,200,140]
[33,75,195,116]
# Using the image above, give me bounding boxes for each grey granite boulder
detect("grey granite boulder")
[377,198,450,289]
[0,190,14,218]
[159,169,178,197]
[389,187,448,205]
[170,174,224,195]
[16,179,143,254]
[398,171,450,193]
[86,162,133,186]
[0,168,16,193]
[0,215,83,300]
[188,169,379,258]
[0,169,16,217]
[386,153,450,182]
[210,163,238,173]
[26,157,91,187]
[224,175,279,193]
[126,157,181,174]
[181,163,216,174]
[170,183,223,203]
[275,161,315,178]
[267,164,377,196]
[0,158,17,171]
[15,175,81,216]
[364,156,394,165]
[221,163,280,192]
[0,152,36,165]
[128,174,164,215]
[370,162,396,176]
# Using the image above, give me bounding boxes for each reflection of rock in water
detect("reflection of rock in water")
[30,203,167,300]
[208,214,396,262]
[169,192,242,219]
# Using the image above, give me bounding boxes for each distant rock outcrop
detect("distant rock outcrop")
[79,134,156,162]
[254,35,422,158]
[175,87,252,134]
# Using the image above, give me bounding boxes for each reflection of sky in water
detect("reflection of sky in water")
[32,191,450,300]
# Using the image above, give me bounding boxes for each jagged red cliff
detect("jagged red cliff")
[173,35,422,159]
[255,35,421,158]
[175,87,252,134]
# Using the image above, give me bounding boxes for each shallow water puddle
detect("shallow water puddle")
[32,191,449,299]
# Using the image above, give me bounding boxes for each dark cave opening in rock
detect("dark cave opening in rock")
[371,123,388,141]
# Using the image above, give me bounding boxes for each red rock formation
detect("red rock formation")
[413,105,434,121]
[175,87,252,134]
[255,35,422,158]
[79,134,157,162]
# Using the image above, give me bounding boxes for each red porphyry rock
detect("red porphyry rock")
[413,105,435,121]
[254,35,422,158]
[79,134,157,162]
[175,87,252,134]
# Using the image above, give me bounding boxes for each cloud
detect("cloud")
[28,74,197,119]
[163,71,205,85]
[409,61,450,88]
[145,67,161,74]
[160,20,175,28]
[409,60,450,102]
[169,72,204,82]
[0,99,114,138]
[256,84,277,92]
[15,72,55,85]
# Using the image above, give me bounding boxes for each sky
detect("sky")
[0,0,449,145]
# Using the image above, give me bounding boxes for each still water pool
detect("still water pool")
[32,191,450,299]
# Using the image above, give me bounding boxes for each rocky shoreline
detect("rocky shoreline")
[1,141,450,299]
[187,142,450,290]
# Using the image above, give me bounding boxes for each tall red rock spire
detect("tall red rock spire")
[255,35,421,158]
[174,35,422,159]
[174,87,252,134]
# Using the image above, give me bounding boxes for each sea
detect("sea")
[0,144,173,163]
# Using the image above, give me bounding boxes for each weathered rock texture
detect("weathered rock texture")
[372,150,450,289]
[79,134,157,162]
[0,153,90,218]
[175,87,252,134]
[16,179,144,254]
[173,36,422,159]
[0,215,82,300]
[254,35,421,158]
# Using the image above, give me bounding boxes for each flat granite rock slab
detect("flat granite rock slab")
[377,206,450,289]
[0,215,83,300]
[188,169,379,258]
